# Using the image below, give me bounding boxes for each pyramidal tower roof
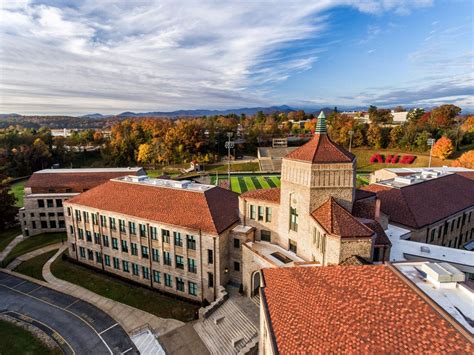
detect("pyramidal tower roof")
[285,111,355,164]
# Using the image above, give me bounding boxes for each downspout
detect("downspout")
[199,229,204,303]
[147,223,153,288]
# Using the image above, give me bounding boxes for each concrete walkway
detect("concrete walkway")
[42,248,184,336]
[6,242,62,270]
[0,234,25,263]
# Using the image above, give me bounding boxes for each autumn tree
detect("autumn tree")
[431,136,454,160]
[451,150,474,169]
[389,126,403,148]
[367,124,382,149]
[430,104,461,128]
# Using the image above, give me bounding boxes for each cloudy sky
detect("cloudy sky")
[0,0,473,115]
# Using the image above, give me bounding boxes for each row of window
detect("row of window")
[429,211,473,243]
[37,198,63,209]
[76,246,199,296]
[249,204,272,223]
[69,210,198,249]
[27,219,65,230]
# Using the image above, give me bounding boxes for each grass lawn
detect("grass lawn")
[9,180,26,207]
[0,319,58,355]
[51,254,199,322]
[13,249,58,281]
[353,148,453,172]
[205,162,260,172]
[1,233,65,267]
[0,226,21,252]
[211,175,281,193]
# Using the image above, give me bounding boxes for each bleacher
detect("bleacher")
[257,139,297,172]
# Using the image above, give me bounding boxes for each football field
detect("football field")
[211,175,281,193]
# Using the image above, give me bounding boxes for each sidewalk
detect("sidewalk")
[0,234,25,263]
[42,247,184,336]
[6,242,61,270]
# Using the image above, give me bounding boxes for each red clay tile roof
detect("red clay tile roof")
[285,133,355,163]
[363,219,391,246]
[352,198,376,219]
[240,188,280,204]
[311,197,374,238]
[363,173,474,229]
[261,265,472,354]
[26,169,144,193]
[66,180,239,234]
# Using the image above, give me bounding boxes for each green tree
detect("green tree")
[415,131,431,152]
[0,178,18,230]
[389,126,403,148]
[367,124,382,149]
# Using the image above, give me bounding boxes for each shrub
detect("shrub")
[369,153,384,163]
[400,155,416,164]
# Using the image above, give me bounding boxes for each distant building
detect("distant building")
[363,169,474,250]
[370,166,474,184]
[19,168,145,237]
[259,264,473,354]
[64,176,239,302]
[357,110,409,125]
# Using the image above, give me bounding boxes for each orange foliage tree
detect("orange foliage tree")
[452,150,474,169]
[431,136,454,160]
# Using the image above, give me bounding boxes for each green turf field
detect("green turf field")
[211,175,281,193]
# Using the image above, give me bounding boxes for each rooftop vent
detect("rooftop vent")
[394,176,416,185]
[420,262,465,288]
[420,169,442,179]
[127,175,148,183]
[171,180,191,189]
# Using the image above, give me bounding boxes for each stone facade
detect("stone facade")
[64,203,237,303]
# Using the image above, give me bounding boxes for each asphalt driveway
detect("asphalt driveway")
[0,271,138,354]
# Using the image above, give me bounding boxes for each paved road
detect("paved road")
[0,271,138,355]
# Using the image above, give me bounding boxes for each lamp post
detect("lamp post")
[225,132,234,186]
[348,130,354,152]
[427,138,435,168]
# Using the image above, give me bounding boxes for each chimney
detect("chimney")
[375,198,381,221]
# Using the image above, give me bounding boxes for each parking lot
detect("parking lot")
[0,271,138,354]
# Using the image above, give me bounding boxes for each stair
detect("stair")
[250,295,260,307]
[194,299,258,355]
[130,328,165,355]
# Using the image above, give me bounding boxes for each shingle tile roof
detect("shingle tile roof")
[240,188,280,204]
[363,173,474,229]
[285,133,355,163]
[311,197,374,238]
[261,265,472,354]
[66,180,239,234]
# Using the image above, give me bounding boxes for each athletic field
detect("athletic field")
[211,175,281,193]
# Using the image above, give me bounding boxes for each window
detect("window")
[119,219,126,232]
[208,272,214,288]
[67,207,71,216]
[48,212,55,217]
[187,235,196,250]
[430,229,435,243]
[258,206,264,221]
[457,217,461,229]
[66,188,72,193]
[83,211,89,223]
[153,270,161,283]
[164,273,172,287]
[176,277,185,292]
[95,251,102,263]
[129,222,136,235]
[152,248,160,262]
[234,261,240,272]
[75,209,81,221]
[139,224,146,237]
[261,230,271,242]
[59,220,65,228]
[41,221,48,229]
[265,207,272,222]
[109,217,116,230]
[150,226,157,240]
[121,240,128,252]
[131,243,138,256]
[162,229,170,243]
[112,237,118,250]
[163,251,172,265]
[102,235,109,247]
[175,255,184,269]
[47,199,54,208]
[32,221,36,229]
[250,205,256,220]
[289,239,297,253]
[38,199,45,208]
[132,263,139,276]
[40,212,46,217]
[188,282,197,296]
[289,207,298,232]
[58,212,64,217]
[79,247,85,258]
[141,246,149,258]
[56,199,63,208]
[113,257,120,269]
[233,238,240,248]
[104,255,110,266]
[188,258,197,273]
[142,266,150,280]
[100,215,107,227]
[50,220,56,229]
[174,232,182,247]
[92,214,98,225]
[94,232,100,244]
[122,261,129,273]
[208,249,213,264]
[87,249,94,260]
[78,228,84,240]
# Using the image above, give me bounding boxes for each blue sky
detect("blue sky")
[0,0,472,115]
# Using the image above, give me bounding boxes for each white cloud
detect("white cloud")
[0,0,436,114]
